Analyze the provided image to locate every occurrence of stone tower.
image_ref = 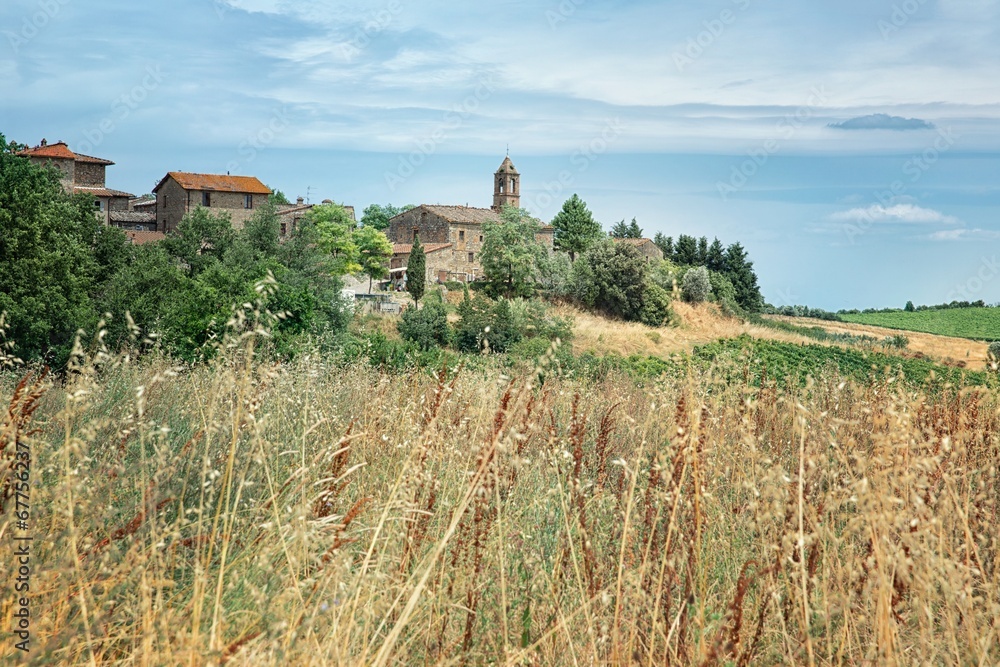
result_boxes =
[492,155,520,211]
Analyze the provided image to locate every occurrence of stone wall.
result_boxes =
[30,157,74,193]
[388,208,452,244]
[156,179,268,232]
[75,162,107,187]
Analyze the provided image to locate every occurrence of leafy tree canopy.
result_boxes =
[360,203,414,231]
[480,206,548,298]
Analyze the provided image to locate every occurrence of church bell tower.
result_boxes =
[492,155,520,211]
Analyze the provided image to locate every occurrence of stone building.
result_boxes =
[18,139,133,224]
[153,172,271,233]
[275,197,356,237]
[386,156,553,283]
[612,237,664,262]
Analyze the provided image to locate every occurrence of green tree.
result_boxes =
[0,136,113,365]
[406,234,426,306]
[354,225,393,292]
[905,300,916,312]
[653,233,674,261]
[609,217,643,238]
[697,236,709,265]
[307,202,361,275]
[360,203,413,231]
[268,189,291,205]
[706,238,726,272]
[571,238,647,321]
[479,206,548,298]
[674,234,699,265]
[723,242,763,313]
[681,266,712,303]
[398,290,449,349]
[161,206,236,277]
[550,194,603,262]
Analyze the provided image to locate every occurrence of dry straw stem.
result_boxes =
[3,317,1000,664]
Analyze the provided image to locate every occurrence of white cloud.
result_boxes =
[928,228,1000,241]
[830,203,960,225]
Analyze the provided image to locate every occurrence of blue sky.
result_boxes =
[2,0,999,310]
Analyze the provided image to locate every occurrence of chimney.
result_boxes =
[40,138,47,147]
[296,196,304,205]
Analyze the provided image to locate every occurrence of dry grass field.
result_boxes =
[2,322,998,665]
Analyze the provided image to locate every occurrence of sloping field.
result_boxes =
[769,314,990,370]
[840,307,1000,341]
[559,301,820,358]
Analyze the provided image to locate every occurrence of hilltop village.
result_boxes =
[16,139,664,291]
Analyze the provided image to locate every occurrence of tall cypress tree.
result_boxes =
[406,234,426,307]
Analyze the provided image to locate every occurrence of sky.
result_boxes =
[1,0,999,310]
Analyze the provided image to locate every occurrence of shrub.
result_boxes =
[639,280,674,327]
[708,271,742,316]
[681,266,711,303]
[397,294,449,350]
[454,293,522,354]
[989,341,1000,362]
[571,239,647,321]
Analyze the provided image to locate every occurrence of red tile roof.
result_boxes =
[74,186,134,198]
[392,243,452,255]
[18,141,114,165]
[125,231,165,245]
[155,172,271,195]
[420,205,501,225]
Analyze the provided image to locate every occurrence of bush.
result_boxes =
[639,280,674,327]
[708,271,741,317]
[397,294,450,350]
[571,239,647,321]
[681,266,712,303]
[454,293,522,354]
[989,341,1000,362]
[507,298,574,342]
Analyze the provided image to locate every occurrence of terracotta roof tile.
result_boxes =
[19,141,114,165]
[74,186,134,198]
[419,205,501,225]
[155,172,271,195]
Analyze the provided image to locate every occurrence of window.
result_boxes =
[244,194,253,209]
[94,199,103,211]
[468,252,474,263]
[280,222,287,235]
[479,235,483,242]
[202,192,211,207]
[412,228,419,241]
[458,230,465,241]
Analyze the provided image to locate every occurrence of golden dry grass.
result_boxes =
[2,324,999,665]
[561,301,821,358]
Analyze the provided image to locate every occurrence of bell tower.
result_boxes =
[492,155,520,211]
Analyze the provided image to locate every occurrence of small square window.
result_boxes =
[458,230,465,241]
[479,235,483,242]
[202,192,211,207]
[468,252,474,263]
[280,222,287,235]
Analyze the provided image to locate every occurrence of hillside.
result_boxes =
[840,307,1000,341]
[768,314,990,370]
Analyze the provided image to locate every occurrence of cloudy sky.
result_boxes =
[2,0,999,309]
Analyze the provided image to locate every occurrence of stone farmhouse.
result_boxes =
[612,237,664,262]
[18,139,134,225]
[153,172,271,233]
[276,197,356,237]
[386,156,554,284]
